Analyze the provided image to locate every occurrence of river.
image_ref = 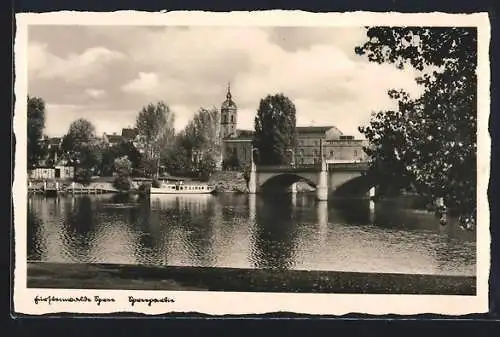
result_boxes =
[27,193,476,276]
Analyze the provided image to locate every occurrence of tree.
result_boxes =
[27,96,46,168]
[198,152,217,181]
[184,107,221,162]
[61,118,99,184]
[355,27,477,215]
[99,140,142,177]
[222,151,241,170]
[161,132,192,174]
[252,94,297,165]
[112,156,133,191]
[135,101,175,177]
[162,134,192,175]
[171,107,221,177]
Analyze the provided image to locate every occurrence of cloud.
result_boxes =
[44,104,136,137]
[121,72,160,94]
[28,42,125,83]
[85,88,106,98]
[28,26,425,138]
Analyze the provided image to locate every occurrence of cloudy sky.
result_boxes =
[28,25,424,138]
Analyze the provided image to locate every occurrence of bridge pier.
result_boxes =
[248,157,257,194]
[316,168,328,201]
[290,182,297,194]
[316,140,328,201]
[369,186,376,211]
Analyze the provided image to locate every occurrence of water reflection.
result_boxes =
[251,194,299,269]
[27,193,476,276]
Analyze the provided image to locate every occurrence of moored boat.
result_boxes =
[150,181,216,195]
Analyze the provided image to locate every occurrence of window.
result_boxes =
[230,115,234,123]
[329,150,334,158]
[354,150,358,156]
[314,140,318,146]
[222,115,227,123]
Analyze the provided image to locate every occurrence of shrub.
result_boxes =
[113,175,131,191]
[112,156,133,192]
[74,168,92,186]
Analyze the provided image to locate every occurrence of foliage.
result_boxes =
[61,118,99,168]
[242,164,251,185]
[165,107,221,177]
[356,27,477,214]
[42,138,64,167]
[222,152,241,170]
[100,141,141,176]
[252,94,297,165]
[135,101,175,160]
[197,153,217,181]
[162,136,192,174]
[138,156,159,178]
[27,96,46,168]
[60,119,101,184]
[112,156,132,191]
[184,107,222,163]
[74,167,93,186]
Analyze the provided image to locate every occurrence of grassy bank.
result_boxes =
[27,262,475,295]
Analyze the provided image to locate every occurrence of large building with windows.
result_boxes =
[219,85,368,168]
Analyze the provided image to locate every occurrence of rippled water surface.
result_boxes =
[27,193,476,276]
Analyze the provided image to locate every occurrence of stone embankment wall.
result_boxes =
[28,179,119,192]
[209,171,248,193]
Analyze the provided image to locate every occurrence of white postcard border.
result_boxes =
[13,10,491,316]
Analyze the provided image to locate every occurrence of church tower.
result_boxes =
[221,82,238,139]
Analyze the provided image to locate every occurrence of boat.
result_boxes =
[149,180,216,195]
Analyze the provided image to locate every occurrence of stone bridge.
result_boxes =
[248,159,375,201]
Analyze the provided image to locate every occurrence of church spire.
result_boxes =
[226,81,232,100]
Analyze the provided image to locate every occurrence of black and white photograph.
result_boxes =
[13,11,490,315]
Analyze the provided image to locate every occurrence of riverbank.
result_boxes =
[209,171,248,193]
[27,262,475,295]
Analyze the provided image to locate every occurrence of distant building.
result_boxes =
[222,129,253,168]
[295,126,368,165]
[219,85,368,168]
[219,84,253,168]
[220,83,238,139]
[29,165,74,180]
[121,128,138,142]
[37,136,63,166]
[103,132,123,147]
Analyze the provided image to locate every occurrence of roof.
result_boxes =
[221,98,237,110]
[122,128,138,140]
[106,134,123,143]
[237,129,253,138]
[224,137,252,143]
[46,137,62,145]
[296,126,339,134]
[221,84,237,110]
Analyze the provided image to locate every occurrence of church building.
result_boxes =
[219,84,368,169]
[220,84,254,169]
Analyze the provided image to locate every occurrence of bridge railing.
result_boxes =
[256,161,369,172]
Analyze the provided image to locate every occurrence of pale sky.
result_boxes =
[27,25,424,139]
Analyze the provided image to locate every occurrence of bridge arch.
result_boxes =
[259,173,317,192]
[331,174,376,198]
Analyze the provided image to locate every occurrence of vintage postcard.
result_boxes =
[13,11,490,316]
